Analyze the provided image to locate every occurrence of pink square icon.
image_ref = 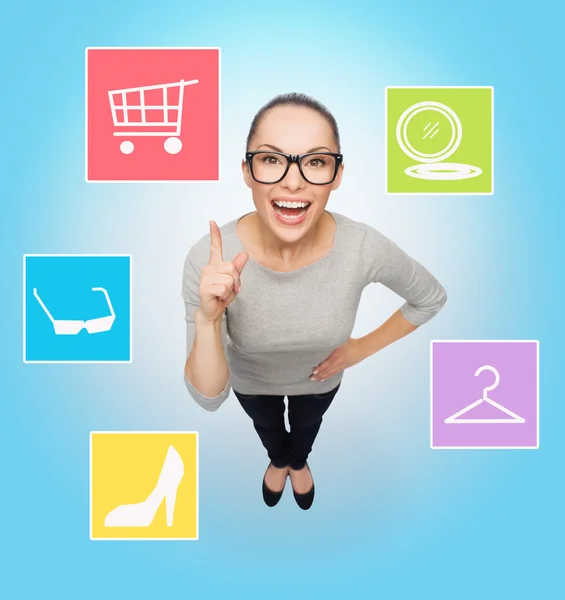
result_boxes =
[86,47,220,182]
[431,340,539,449]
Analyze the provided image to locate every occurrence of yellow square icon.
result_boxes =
[90,432,198,540]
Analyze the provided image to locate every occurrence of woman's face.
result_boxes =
[242,105,344,241]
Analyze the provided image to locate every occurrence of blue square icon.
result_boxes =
[24,255,132,363]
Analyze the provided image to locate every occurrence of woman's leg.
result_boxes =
[286,383,341,470]
[233,390,290,468]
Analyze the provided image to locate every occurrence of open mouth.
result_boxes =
[271,201,311,220]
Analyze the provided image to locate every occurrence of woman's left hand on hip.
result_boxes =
[309,337,365,382]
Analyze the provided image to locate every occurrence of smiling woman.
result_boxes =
[182,92,448,510]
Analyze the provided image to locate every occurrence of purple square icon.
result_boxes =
[431,340,539,449]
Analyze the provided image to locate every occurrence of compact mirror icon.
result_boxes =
[396,101,482,180]
[33,287,116,335]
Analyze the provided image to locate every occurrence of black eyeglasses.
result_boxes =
[245,151,343,185]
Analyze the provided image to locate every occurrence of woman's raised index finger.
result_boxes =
[208,220,223,263]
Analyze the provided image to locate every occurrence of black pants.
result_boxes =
[233,383,340,470]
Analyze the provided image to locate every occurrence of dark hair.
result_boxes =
[245,92,341,153]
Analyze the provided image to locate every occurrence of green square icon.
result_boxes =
[385,86,493,195]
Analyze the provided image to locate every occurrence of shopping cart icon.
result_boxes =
[108,79,199,155]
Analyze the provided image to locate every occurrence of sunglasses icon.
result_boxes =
[33,287,116,335]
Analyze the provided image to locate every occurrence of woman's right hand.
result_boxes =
[198,220,249,324]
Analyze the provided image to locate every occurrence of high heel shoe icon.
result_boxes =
[104,445,184,527]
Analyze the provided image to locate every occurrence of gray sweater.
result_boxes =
[182,210,447,411]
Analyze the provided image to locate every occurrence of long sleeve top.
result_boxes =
[182,210,447,411]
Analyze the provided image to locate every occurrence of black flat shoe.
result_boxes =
[262,462,287,507]
[290,463,315,510]
[293,485,315,510]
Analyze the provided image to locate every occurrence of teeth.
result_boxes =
[273,204,308,219]
[273,200,310,208]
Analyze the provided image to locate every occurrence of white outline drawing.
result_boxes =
[34,287,115,335]
[396,100,482,181]
[444,364,525,424]
[108,78,199,155]
[104,445,185,528]
[384,86,494,196]
[430,340,539,449]
[90,432,199,541]
[23,254,132,364]
[85,47,221,183]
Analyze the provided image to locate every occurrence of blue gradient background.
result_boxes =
[2,1,563,598]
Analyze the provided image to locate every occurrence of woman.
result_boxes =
[182,92,447,510]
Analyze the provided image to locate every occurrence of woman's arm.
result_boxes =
[357,308,418,360]
[182,252,231,411]
[184,308,230,400]
[311,225,448,381]
[358,223,448,360]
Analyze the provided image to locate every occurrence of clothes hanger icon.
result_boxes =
[444,364,525,424]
